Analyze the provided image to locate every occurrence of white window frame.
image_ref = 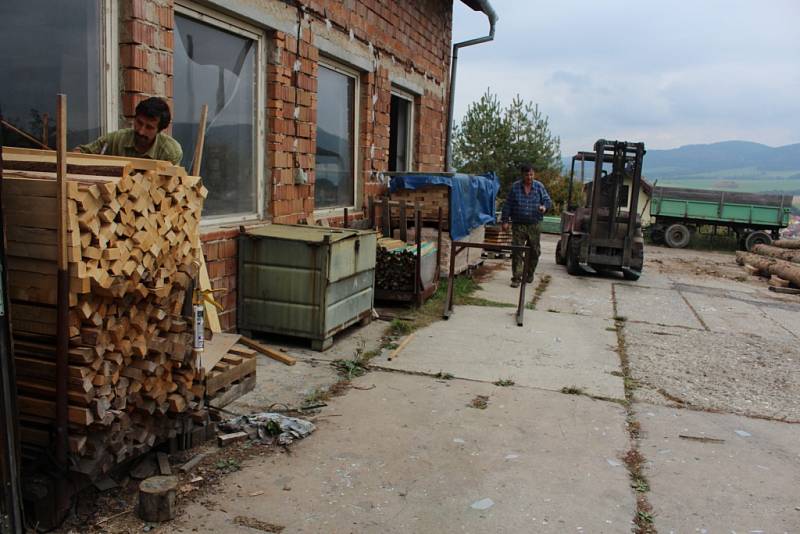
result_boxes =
[102,0,119,132]
[315,58,360,216]
[176,1,267,225]
[390,87,415,173]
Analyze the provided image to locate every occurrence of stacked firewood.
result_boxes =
[376,239,417,292]
[735,239,800,289]
[2,147,207,476]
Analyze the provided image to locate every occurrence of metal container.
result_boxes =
[238,224,377,351]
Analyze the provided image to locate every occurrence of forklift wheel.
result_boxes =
[555,240,566,265]
[565,242,583,276]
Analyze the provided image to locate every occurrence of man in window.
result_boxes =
[500,163,552,288]
[76,97,183,165]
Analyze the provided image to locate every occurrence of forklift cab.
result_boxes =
[556,139,646,280]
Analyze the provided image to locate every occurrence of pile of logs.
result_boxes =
[375,238,434,292]
[735,239,800,289]
[2,147,207,476]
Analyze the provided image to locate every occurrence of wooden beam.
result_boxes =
[238,337,297,366]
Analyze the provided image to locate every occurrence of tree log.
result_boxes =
[751,244,800,264]
[772,239,800,250]
[137,475,178,522]
[736,251,800,286]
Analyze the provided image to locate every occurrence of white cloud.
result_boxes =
[451,0,800,155]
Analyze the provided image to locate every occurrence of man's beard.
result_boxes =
[134,133,150,146]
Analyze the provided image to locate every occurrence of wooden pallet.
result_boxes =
[206,343,257,400]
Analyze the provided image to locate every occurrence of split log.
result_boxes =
[2,147,206,477]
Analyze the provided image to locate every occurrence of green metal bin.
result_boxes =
[238,224,377,351]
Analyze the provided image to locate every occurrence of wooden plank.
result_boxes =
[3,146,169,172]
[238,337,297,366]
[388,333,415,361]
[1,175,58,197]
[198,252,221,333]
[217,431,248,447]
[198,333,241,371]
[17,395,94,426]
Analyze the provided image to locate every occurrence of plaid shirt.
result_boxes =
[501,179,552,224]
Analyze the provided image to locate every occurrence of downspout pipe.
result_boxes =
[445,0,498,171]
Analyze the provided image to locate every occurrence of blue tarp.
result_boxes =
[390,173,500,241]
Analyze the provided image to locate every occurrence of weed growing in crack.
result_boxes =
[493,378,515,387]
[561,386,584,395]
[434,371,454,380]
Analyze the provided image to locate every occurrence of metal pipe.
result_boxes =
[445,0,498,171]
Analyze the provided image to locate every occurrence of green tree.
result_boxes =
[453,89,562,196]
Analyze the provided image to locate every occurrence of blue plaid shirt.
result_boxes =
[501,180,552,224]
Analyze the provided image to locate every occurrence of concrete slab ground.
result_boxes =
[227,319,389,413]
[614,283,705,329]
[177,372,634,534]
[637,403,800,533]
[472,261,533,306]
[376,305,625,400]
[681,290,797,341]
[536,271,615,317]
[624,322,800,421]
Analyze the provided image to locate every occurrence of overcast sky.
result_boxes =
[451,0,800,156]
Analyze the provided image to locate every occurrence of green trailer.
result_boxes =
[649,186,792,250]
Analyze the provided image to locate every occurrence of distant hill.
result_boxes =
[642,141,800,194]
[644,141,800,179]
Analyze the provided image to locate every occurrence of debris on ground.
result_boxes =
[470,498,495,510]
[469,395,489,409]
[219,412,316,445]
[234,515,285,532]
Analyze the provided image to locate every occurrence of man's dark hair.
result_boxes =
[520,163,534,174]
[135,97,171,131]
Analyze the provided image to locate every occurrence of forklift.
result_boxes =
[555,139,646,281]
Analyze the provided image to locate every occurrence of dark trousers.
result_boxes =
[511,223,541,282]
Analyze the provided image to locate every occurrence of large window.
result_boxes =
[315,63,358,210]
[0,0,109,148]
[173,5,263,220]
[389,91,414,172]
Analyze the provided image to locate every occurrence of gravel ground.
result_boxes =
[624,322,800,421]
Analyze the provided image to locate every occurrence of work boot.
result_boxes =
[526,275,534,284]
[510,279,520,288]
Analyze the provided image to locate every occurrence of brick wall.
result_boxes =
[115,0,454,331]
[200,229,239,333]
[119,0,175,123]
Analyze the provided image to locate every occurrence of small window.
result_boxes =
[315,62,358,210]
[0,0,106,148]
[173,5,263,220]
[389,91,414,172]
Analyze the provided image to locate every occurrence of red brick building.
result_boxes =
[0,0,495,331]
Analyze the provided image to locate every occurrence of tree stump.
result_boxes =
[138,476,178,522]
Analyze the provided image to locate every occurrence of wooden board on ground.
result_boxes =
[239,337,297,366]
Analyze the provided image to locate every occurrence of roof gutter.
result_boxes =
[445,0,498,171]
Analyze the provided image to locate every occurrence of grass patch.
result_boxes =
[434,371,454,380]
[560,386,584,395]
[527,274,552,310]
[493,378,515,387]
[389,318,414,336]
[331,358,368,379]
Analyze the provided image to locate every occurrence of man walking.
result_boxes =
[500,163,552,288]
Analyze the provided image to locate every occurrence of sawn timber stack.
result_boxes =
[1,147,207,477]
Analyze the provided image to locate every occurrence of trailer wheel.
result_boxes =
[555,239,566,265]
[745,230,772,251]
[664,223,691,248]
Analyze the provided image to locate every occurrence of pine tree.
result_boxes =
[453,89,563,202]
